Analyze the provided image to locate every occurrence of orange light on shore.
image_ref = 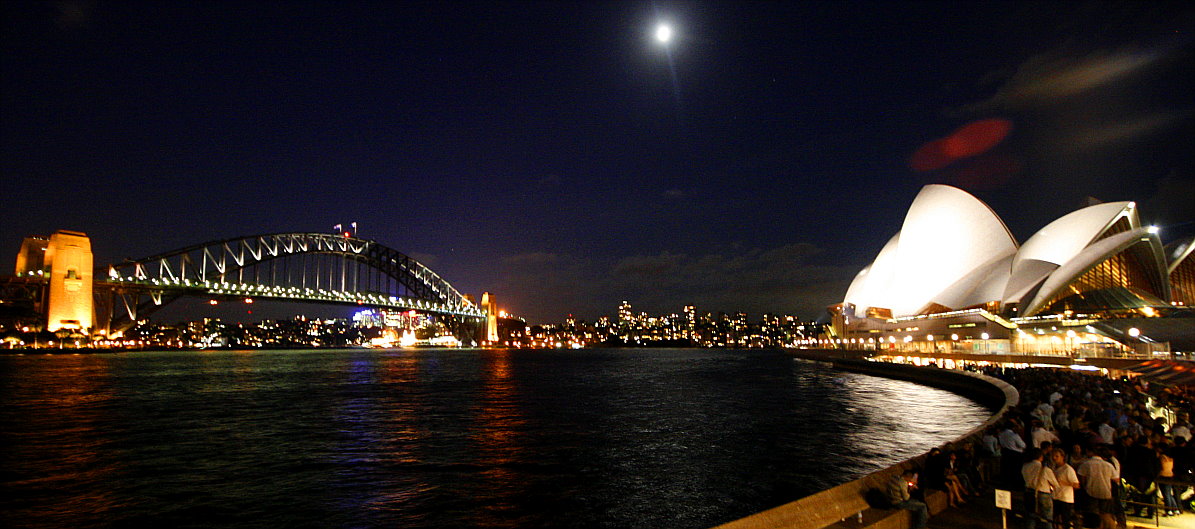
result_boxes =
[209,300,218,305]
[244,298,254,304]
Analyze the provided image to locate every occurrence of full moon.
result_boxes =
[655,24,672,43]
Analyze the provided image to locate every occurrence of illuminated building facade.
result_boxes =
[43,230,95,332]
[1169,237,1195,307]
[834,185,1192,355]
[617,300,633,338]
[481,292,499,343]
[14,236,49,275]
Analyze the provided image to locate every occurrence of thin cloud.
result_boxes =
[958,47,1165,114]
[1057,112,1190,151]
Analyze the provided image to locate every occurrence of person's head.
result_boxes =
[1025,446,1042,461]
[902,468,919,484]
[1051,448,1067,466]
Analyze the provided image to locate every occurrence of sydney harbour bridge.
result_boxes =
[2,231,490,338]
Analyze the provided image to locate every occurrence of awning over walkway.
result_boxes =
[1125,359,1195,386]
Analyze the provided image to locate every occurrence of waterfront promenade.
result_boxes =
[929,494,1195,529]
[746,349,1195,529]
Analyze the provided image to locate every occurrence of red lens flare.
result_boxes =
[910,118,1013,172]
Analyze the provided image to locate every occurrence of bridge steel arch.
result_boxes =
[100,233,482,329]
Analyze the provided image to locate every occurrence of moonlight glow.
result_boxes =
[655,24,672,43]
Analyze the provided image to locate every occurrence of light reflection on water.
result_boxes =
[0,349,990,528]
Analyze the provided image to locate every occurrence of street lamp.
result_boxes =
[981,332,989,354]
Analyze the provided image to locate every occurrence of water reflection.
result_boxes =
[0,349,990,529]
[470,349,528,523]
[0,356,122,527]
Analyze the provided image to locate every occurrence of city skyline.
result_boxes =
[108,297,821,351]
[3,1,1192,323]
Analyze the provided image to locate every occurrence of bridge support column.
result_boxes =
[44,230,94,332]
[481,292,499,344]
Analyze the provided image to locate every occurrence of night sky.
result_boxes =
[3,1,1193,324]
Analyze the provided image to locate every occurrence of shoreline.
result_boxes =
[712,349,1018,529]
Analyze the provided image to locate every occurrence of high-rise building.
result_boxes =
[617,300,632,338]
[683,305,696,339]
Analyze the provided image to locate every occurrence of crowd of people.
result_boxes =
[888,366,1194,529]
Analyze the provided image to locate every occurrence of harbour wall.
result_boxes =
[712,349,1018,529]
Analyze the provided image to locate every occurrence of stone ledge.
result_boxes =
[711,355,1017,529]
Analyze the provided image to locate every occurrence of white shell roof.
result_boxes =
[931,253,1013,310]
[1021,227,1166,316]
[1002,201,1136,306]
[1013,201,1136,270]
[843,233,900,317]
[841,186,1174,320]
[844,185,1018,317]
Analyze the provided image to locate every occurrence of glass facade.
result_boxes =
[1173,257,1194,306]
[1039,246,1164,315]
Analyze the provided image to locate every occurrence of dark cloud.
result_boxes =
[54,1,94,30]
[938,21,1195,241]
[1142,172,1195,229]
[494,243,853,323]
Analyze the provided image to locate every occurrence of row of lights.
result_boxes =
[804,332,996,346]
[111,276,481,316]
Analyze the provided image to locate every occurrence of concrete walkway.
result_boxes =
[927,494,1195,529]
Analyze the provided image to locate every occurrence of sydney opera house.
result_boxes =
[829,185,1194,356]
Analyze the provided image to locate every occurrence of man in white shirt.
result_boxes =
[1050,448,1080,529]
[1022,447,1058,529]
[1171,420,1192,442]
[1000,422,1027,453]
[1031,419,1060,448]
[1097,420,1116,444]
[980,428,1002,485]
[1049,391,1064,405]
[999,421,1027,488]
[1077,447,1117,529]
[1034,402,1055,430]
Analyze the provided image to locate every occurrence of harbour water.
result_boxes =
[0,348,990,528]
